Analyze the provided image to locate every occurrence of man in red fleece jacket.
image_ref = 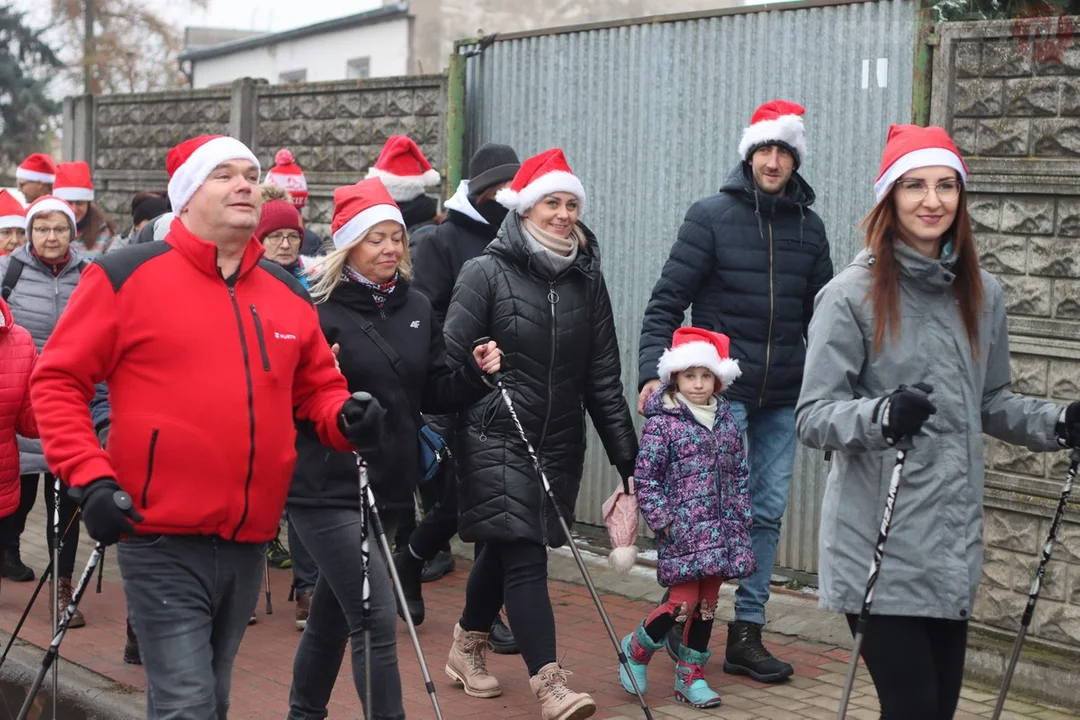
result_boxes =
[30,134,385,720]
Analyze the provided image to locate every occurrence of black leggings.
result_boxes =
[846,614,968,719]
[460,540,554,676]
[8,473,79,579]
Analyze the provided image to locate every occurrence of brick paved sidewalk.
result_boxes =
[0,528,1073,719]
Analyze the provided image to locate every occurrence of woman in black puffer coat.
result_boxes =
[442,148,638,718]
[285,177,501,720]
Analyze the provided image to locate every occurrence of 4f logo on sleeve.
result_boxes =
[410,320,421,329]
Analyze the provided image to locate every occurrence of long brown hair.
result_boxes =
[861,183,983,355]
[77,203,118,251]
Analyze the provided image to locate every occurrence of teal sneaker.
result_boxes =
[675,646,722,708]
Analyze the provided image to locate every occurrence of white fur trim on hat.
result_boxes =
[873,147,967,203]
[54,187,94,202]
[15,168,55,184]
[657,341,742,390]
[738,114,807,163]
[25,198,76,235]
[332,204,405,250]
[608,546,637,575]
[168,137,260,213]
[0,215,25,230]
[365,167,441,203]
[495,171,586,213]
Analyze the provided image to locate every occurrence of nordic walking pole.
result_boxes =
[353,419,374,718]
[473,339,655,720]
[51,475,60,720]
[17,487,134,719]
[837,382,933,720]
[16,538,109,720]
[0,511,82,671]
[362,473,444,719]
[96,546,105,593]
[264,554,273,615]
[991,446,1080,720]
[350,391,444,719]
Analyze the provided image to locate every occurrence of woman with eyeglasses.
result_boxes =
[256,199,315,289]
[796,125,1080,719]
[0,196,103,629]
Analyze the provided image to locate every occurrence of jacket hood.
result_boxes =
[486,211,601,277]
[851,239,960,293]
[444,180,487,225]
[719,162,817,213]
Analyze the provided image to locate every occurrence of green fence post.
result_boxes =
[911,0,936,127]
[446,46,467,194]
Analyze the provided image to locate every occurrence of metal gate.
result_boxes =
[459,0,917,575]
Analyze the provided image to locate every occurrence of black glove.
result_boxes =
[882,383,937,445]
[339,392,387,455]
[73,478,143,546]
[1058,401,1080,449]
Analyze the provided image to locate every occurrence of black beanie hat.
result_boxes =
[131,192,170,227]
[468,143,520,196]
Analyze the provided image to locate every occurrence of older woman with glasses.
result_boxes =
[0,195,107,628]
[257,199,315,289]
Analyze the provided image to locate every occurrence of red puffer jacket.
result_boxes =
[0,297,38,517]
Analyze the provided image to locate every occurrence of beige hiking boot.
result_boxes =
[529,662,596,720]
[445,623,502,698]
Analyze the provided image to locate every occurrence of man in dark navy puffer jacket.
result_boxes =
[638,100,833,684]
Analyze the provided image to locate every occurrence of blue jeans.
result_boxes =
[726,401,798,626]
[287,506,404,720]
[117,535,265,720]
[287,512,318,594]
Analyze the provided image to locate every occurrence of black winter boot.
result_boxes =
[2,544,33,582]
[723,620,793,683]
[489,614,519,655]
[421,549,455,583]
[393,550,425,626]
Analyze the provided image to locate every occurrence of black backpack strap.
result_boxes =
[1,259,25,300]
[344,312,407,381]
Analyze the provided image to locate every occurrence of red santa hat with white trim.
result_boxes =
[0,191,26,231]
[265,148,308,210]
[331,178,404,251]
[738,100,807,169]
[495,148,586,214]
[24,196,77,235]
[873,124,967,203]
[166,135,261,213]
[53,161,95,203]
[365,135,440,203]
[657,327,742,391]
[16,153,56,185]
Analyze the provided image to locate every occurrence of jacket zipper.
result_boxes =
[536,281,560,545]
[141,429,159,508]
[228,283,258,539]
[759,221,775,407]
[250,304,270,371]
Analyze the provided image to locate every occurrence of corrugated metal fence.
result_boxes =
[461,0,916,575]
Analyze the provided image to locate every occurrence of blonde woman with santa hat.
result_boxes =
[366,134,442,232]
[618,327,754,709]
[285,176,501,719]
[442,148,638,719]
[52,161,116,257]
[796,125,1080,718]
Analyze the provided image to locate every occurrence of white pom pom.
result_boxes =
[608,545,637,576]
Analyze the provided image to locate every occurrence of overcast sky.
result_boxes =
[13,0,381,34]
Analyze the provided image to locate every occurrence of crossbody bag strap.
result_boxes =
[344,311,408,384]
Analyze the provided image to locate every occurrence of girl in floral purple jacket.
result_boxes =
[618,327,755,708]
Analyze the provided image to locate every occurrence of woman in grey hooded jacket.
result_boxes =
[796,125,1080,719]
